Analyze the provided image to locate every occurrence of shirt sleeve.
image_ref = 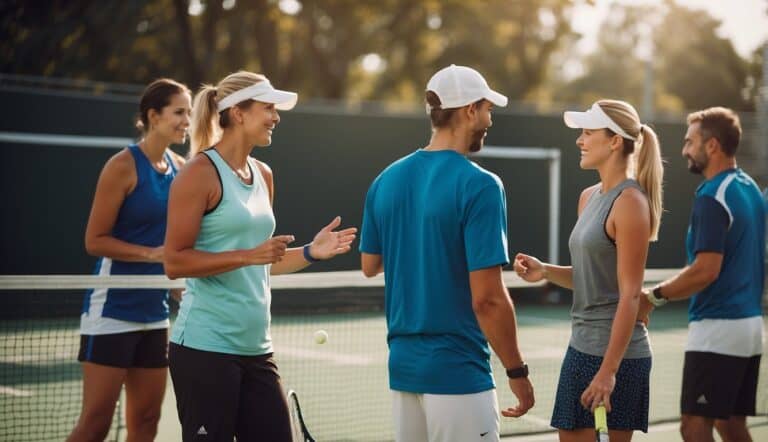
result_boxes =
[463,177,510,271]
[359,182,382,254]
[691,196,729,255]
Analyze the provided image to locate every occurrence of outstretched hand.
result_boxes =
[309,216,357,260]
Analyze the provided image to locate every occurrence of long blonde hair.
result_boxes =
[189,71,268,156]
[598,99,664,241]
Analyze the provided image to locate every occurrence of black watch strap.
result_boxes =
[506,363,529,379]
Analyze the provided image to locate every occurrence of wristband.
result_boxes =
[303,244,320,263]
[646,285,668,307]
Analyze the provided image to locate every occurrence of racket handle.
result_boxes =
[594,404,609,441]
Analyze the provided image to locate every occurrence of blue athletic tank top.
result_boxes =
[81,144,177,330]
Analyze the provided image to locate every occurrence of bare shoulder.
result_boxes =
[99,147,136,188]
[173,152,218,190]
[614,186,649,213]
[577,183,601,214]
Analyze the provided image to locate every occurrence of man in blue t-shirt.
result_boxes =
[359,65,534,442]
[641,107,765,442]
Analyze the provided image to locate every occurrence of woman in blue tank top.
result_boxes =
[68,79,190,442]
[164,71,357,442]
[514,100,665,441]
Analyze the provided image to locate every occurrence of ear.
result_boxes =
[705,137,721,155]
[230,106,244,125]
[609,133,623,152]
[147,108,160,127]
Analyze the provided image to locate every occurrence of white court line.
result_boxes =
[0,386,33,397]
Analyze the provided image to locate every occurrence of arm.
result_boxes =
[649,253,722,301]
[642,196,727,309]
[163,156,294,279]
[361,253,383,277]
[84,149,164,262]
[513,254,573,289]
[580,188,650,412]
[271,217,357,275]
[470,266,535,417]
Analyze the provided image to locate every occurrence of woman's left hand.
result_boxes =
[580,368,616,412]
[309,216,358,260]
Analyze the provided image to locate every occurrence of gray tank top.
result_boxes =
[568,179,651,359]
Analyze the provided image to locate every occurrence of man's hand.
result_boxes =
[501,377,535,417]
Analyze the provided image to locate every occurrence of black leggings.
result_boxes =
[169,343,292,442]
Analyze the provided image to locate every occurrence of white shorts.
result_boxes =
[392,389,499,442]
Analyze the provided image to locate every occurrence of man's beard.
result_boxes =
[686,152,708,175]
[469,128,486,153]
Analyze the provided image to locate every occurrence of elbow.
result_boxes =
[362,267,379,278]
[84,236,100,257]
[700,268,720,285]
[471,293,498,317]
[163,254,183,280]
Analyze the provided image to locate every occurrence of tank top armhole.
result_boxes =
[602,182,639,246]
[127,144,145,191]
[201,149,223,216]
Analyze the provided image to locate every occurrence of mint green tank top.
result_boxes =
[170,149,276,355]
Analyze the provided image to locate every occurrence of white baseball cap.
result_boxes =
[426,64,508,109]
[563,102,637,141]
[216,80,298,112]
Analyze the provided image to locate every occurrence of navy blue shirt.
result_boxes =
[685,168,765,321]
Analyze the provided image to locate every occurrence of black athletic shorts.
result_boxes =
[77,328,169,368]
[168,343,292,442]
[681,351,761,419]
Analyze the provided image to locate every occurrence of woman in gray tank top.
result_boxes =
[514,100,664,441]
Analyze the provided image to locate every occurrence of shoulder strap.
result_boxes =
[252,159,274,205]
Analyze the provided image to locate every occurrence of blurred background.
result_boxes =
[1,0,767,275]
[1,1,767,441]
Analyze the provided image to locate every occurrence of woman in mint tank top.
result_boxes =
[68,79,190,442]
[513,100,665,440]
[164,71,357,442]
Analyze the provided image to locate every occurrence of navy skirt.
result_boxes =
[551,346,651,432]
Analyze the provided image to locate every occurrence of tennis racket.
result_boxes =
[594,403,609,442]
[287,389,316,442]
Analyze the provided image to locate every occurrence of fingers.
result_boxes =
[321,216,342,232]
[273,235,295,244]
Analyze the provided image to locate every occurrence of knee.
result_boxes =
[680,417,710,442]
[72,412,114,442]
[129,409,161,434]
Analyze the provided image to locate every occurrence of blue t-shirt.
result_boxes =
[360,149,509,394]
[685,168,766,321]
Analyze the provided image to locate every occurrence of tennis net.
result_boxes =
[1,270,766,441]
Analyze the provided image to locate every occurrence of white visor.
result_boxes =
[563,103,636,141]
[216,81,298,112]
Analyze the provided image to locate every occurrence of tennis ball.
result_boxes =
[314,330,328,344]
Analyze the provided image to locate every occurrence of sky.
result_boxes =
[572,0,768,57]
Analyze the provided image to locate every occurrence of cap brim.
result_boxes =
[485,89,508,107]
[256,89,298,110]
[563,110,607,129]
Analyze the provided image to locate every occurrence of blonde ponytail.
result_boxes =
[598,99,664,241]
[188,71,269,157]
[189,85,220,157]
[635,125,664,241]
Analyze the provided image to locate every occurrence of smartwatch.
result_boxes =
[506,363,529,379]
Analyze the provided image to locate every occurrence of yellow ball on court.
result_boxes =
[314,330,328,344]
